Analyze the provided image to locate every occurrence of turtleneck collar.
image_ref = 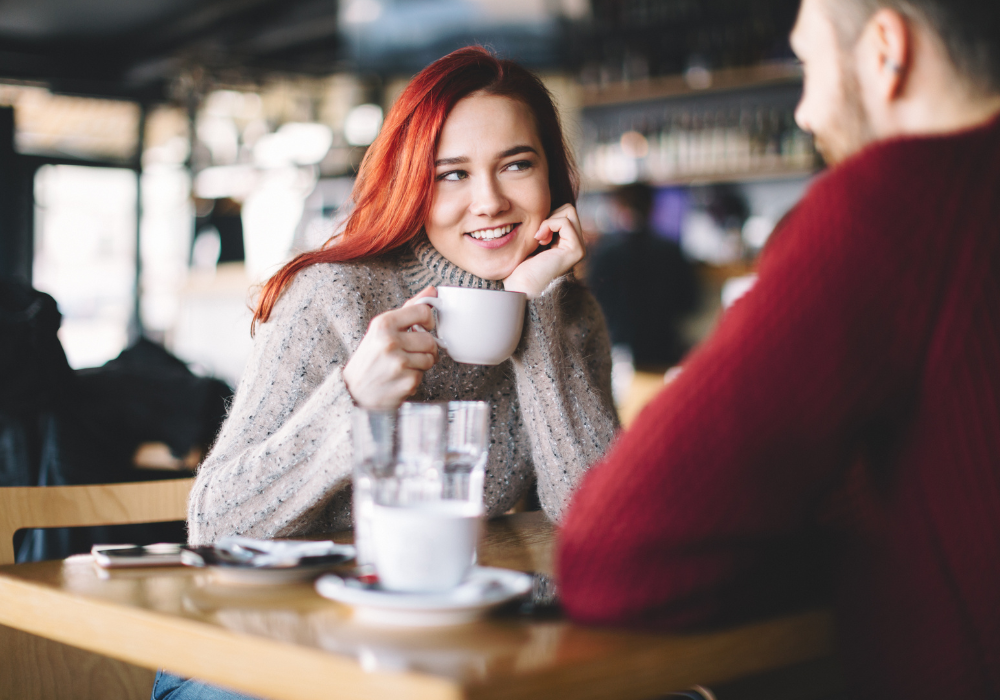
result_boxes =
[400,234,506,293]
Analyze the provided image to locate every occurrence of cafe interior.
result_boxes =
[0,0,845,698]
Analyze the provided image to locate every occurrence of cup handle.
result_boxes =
[411,297,447,350]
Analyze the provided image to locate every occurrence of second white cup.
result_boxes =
[413,286,526,365]
[370,500,482,592]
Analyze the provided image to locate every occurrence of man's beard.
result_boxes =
[814,58,877,165]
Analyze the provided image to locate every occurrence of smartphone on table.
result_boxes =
[91,543,185,568]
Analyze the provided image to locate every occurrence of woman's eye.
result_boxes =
[437,170,467,182]
[504,160,533,173]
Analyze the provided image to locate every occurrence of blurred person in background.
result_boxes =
[587,183,699,372]
[194,197,245,265]
[559,1,1000,698]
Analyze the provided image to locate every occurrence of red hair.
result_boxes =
[252,45,578,333]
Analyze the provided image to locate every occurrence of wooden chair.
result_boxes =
[0,477,195,700]
[0,477,194,566]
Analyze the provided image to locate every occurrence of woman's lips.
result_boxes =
[465,223,520,249]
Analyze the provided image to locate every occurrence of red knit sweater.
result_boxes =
[558,114,1000,700]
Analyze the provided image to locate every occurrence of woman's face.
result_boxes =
[425,93,551,281]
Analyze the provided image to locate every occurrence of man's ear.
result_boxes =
[860,8,912,101]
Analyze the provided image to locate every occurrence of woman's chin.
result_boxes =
[466,265,515,282]
[439,238,536,282]
[456,255,520,282]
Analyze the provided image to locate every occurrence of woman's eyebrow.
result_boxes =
[435,155,469,166]
[435,145,539,167]
[499,145,538,158]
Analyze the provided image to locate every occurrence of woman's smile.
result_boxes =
[466,222,520,248]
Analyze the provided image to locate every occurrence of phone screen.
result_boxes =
[102,544,182,557]
[92,543,185,568]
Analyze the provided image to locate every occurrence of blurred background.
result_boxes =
[0,0,819,416]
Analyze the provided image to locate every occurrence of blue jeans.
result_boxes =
[151,670,266,700]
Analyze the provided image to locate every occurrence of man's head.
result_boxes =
[791,0,1000,165]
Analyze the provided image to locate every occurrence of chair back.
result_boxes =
[0,478,194,565]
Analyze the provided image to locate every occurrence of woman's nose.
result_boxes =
[469,176,509,217]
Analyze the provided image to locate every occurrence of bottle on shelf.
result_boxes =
[581,102,817,187]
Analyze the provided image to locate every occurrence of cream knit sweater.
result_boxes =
[187,235,618,544]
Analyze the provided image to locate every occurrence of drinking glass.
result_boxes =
[358,402,491,591]
[444,401,490,503]
[351,407,396,566]
[389,402,447,505]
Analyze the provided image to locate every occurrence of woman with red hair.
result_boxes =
[184,46,618,554]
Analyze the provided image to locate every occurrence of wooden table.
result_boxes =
[0,512,835,700]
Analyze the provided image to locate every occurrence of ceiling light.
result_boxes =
[344,104,383,147]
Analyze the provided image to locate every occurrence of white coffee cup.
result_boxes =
[370,500,483,592]
[413,286,526,365]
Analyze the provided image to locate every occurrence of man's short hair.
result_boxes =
[827,0,1000,95]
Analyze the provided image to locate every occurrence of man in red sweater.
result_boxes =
[558,1,1000,698]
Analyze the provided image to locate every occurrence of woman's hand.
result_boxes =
[503,204,585,298]
[343,287,439,409]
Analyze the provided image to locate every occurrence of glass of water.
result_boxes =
[391,402,448,504]
[351,407,397,566]
[444,401,490,504]
[353,402,451,564]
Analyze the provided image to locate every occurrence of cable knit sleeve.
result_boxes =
[509,276,619,522]
[187,266,363,544]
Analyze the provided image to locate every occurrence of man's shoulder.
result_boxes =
[787,138,944,238]
[761,123,1000,276]
[816,120,1000,209]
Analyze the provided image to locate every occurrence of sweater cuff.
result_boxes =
[513,275,569,361]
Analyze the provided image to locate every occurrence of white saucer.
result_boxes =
[315,567,532,627]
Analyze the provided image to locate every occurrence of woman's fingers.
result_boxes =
[371,317,438,363]
[503,205,586,298]
[536,205,583,251]
[399,326,437,351]
[549,207,583,246]
[391,335,436,371]
[534,222,584,268]
[537,217,576,248]
[403,350,437,372]
[344,292,442,408]
[375,301,435,333]
[398,328,438,363]
[534,218,552,245]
